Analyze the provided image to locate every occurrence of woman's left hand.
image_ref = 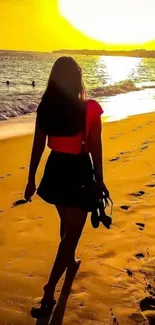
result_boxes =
[101,182,110,198]
[24,180,36,201]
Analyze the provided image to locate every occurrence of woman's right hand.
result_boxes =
[24,179,36,201]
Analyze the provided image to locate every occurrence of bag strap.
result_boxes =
[81,101,87,154]
[81,101,96,178]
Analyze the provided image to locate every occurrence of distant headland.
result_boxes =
[53,49,155,58]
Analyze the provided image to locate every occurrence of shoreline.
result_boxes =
[0,114,35,140]
[0,110,155,140]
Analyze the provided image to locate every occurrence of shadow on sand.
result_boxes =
[36,261,80,325]
[140,296,155,325]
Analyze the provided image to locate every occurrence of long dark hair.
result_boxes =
[37,56,85,136]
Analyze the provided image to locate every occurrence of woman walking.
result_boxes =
[24,56,109,319]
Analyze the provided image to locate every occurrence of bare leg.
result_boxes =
[59,207,76,263]
[48,259,81,325]
[60,213,65,240]
[42,206,87,305]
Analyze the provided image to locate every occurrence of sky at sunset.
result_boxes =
[0,0,155,52]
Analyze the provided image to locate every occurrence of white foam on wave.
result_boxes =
[89,80,155,98]
[0,80,155,121]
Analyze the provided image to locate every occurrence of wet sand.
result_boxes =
[0,112,155,324]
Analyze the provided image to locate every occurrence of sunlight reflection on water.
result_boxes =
[98,56,141,84]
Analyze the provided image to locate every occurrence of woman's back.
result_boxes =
[47,99,103,154]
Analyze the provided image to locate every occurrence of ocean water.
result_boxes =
[0,50,155,122]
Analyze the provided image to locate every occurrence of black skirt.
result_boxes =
[37,151,94,211]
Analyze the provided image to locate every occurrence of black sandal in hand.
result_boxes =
[91,196,113,230]
[30,299,56,319]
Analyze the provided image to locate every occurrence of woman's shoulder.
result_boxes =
[86,99,103,116]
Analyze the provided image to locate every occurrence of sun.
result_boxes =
[58,0,155,45]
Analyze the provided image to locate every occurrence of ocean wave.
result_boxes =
[0,102,38,121]
[89,80,155,97]
[89,80,142,97]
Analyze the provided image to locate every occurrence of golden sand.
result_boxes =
[0,113,155,324]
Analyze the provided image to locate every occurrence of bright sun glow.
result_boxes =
[99,56,140,83]
[59,0,155,44]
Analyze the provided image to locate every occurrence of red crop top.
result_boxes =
[47,99,103,154]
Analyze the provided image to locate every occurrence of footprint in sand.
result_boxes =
[136,223,145,231]
[0,210,3,213]
[110,309,119,325]
[109,157,120,162]
[7,173,11,177]
[143,140,152,145]
[110,136,117,140]
[20,166,26,170]
[131,190,145,197]
[126,269,133,277]
[141,145,148,150]
[146,121,153,126]
[120,205,130,210]
[146,184,155,188]
[120,150,131,155]
[146,283,155,297]
[135,253,144,260]
[0,176,4,179]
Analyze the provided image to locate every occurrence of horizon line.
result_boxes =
[1,48,155,54]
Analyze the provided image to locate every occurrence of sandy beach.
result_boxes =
[0,112,155,325]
